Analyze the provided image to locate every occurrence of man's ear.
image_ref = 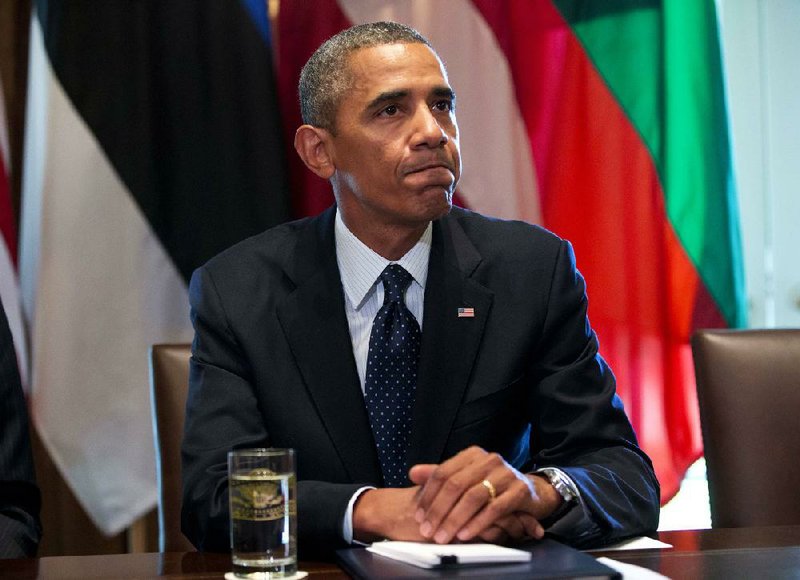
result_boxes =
[294,125,335,179]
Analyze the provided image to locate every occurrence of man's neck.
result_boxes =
[340,216,429,261]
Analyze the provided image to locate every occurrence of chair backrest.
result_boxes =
[149,343,195,552]
[692,329,800,528]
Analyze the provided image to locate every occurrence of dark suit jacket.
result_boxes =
[0,296,41,558]
[182,206,659,554]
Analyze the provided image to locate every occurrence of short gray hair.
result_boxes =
[299,21,433,131]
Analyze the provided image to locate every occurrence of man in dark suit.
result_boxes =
[182,22,659,554]
[0,295,42,558]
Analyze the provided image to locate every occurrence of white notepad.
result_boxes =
[367,541,532,569]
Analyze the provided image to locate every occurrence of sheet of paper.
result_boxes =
[598,536,673,551]
[367,541,531,569]
[598,557,671,579]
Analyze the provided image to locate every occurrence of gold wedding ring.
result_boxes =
[482,479,497,501]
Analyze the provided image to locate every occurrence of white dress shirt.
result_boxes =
[335,209,431,391]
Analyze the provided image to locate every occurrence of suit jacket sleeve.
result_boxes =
[528,240,660,547]
[0,298,41,558]
[181,265,363,555]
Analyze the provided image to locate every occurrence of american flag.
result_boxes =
[457,307,475,318]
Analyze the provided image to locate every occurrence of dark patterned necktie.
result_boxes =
[364,264,421,487]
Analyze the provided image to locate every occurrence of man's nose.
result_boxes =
[412,106,448,148]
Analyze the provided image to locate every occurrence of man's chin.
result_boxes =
[420,187,454,219]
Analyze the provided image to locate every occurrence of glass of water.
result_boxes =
[228,448,297,579]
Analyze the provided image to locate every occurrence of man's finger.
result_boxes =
[415,447,485,512]
[476,524,508,544]
[454,476,535,541]
[516,512,545,539]
[427,478,505,543]
[408,463,437,486]
[424,462,522,544]
[484,514,526,541]
[415,448,500,536]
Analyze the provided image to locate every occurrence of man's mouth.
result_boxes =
[405,162,452,175]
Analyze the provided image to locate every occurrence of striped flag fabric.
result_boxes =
[276,0,746,502]
[20,0,289,534]
[0,78,28,388]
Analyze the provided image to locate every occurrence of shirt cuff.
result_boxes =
[342,486,376,544]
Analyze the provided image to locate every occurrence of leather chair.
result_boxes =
[691,329,800,527]
[149,343,196,552]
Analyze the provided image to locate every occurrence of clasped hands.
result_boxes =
[353,446,563,545]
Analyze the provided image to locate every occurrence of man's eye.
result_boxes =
[433,100,453,112]
[381,105,399,116]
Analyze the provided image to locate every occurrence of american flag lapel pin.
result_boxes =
[457,307,475,318]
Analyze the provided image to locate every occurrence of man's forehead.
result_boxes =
[348,43,452,101]
[346,42,449,86]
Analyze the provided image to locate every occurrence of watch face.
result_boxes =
[546,470,575,503]
[559,485,576,503]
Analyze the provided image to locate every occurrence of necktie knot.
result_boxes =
[380,264,413,304]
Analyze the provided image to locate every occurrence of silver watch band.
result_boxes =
[536,467,579,528]
[537,467,577,504]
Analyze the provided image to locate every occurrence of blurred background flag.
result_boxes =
[276,0,746,503]
[20,0,289,534]
[0,77,28,387]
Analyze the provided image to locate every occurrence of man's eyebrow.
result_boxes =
[365,86,456,112]
[431,86,456,101]
[366,90,410,111]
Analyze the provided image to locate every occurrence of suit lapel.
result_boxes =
[408,214,494,467]
[276,207,382,484]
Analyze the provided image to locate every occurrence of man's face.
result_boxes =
[327,42,461,232]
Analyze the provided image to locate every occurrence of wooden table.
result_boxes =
[2,526,799,579]
[597,526,800,579]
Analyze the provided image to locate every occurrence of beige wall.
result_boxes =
[720,0,800,328]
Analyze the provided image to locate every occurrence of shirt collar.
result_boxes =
[335,208,431,310]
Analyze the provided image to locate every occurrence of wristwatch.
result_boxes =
[537,468,578,528]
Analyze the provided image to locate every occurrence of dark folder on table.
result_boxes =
[336,538,621,579]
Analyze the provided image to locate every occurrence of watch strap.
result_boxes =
[536,468,579,528]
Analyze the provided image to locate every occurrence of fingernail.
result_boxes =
[535,525,544,539]
[415,509,424,523]
[420,521,432,538]
[434,530,449,544]
[456,528,469,541]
